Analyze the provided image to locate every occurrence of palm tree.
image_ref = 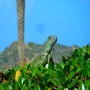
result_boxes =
[17,0,26,67]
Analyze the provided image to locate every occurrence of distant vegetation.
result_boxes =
[0,41,78,69]
[0,43,90,89]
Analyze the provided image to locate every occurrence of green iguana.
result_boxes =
[34,35,57,68]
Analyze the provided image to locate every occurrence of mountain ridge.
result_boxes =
[0,41,79,69]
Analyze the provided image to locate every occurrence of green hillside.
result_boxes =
[0,41,79,69]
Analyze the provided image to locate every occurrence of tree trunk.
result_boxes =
[17,0,26,67]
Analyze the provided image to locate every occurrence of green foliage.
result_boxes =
[0,44,90,89]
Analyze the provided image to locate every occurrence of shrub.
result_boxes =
[0,44,90,90]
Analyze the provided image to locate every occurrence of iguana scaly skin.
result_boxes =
[35,35,57,67]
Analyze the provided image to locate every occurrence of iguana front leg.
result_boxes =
[34,52,53,67]
[34,53,48,66]
[45,50,54,68]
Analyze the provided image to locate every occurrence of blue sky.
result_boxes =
[0,0,90,52]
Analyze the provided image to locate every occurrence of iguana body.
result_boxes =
[35,35,57,67]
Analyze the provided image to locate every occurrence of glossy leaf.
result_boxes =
[21,85,27,90]
[57,69,66,83]
[79,80,85,90]
[32,65,39,77]
[68,79,78,89]
[67,71,75,80]
[0,84,4,90]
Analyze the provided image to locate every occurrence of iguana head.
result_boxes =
[44,35,57,53]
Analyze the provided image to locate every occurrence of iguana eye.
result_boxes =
[48,37,51,39]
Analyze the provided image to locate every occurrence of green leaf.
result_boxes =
[84,80,90,87]
[56,62,64,70]
[5,86,12,90]
[72,57,79,66]
[64,65,70,74]
[18,75,25,87]
[51,78,59,86]
[34,85,41,90]
[0,84,4,90]
[82,61,89,77]
[70,65,74,71]
[73,88,78,90]
[62,56,66,63]
[45,73,50,80]
[87,46,90,55]
[32,65,39,77]
[76,67,81,73]
[68,79,78,89]
[21,85,27,90]
[24,79,32,88]
[57,69,66,83]
[88,50,90,55]
[56,86,63,90]
[67,71,75,80]
[49,70,58,78]
[79,80,85,90]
